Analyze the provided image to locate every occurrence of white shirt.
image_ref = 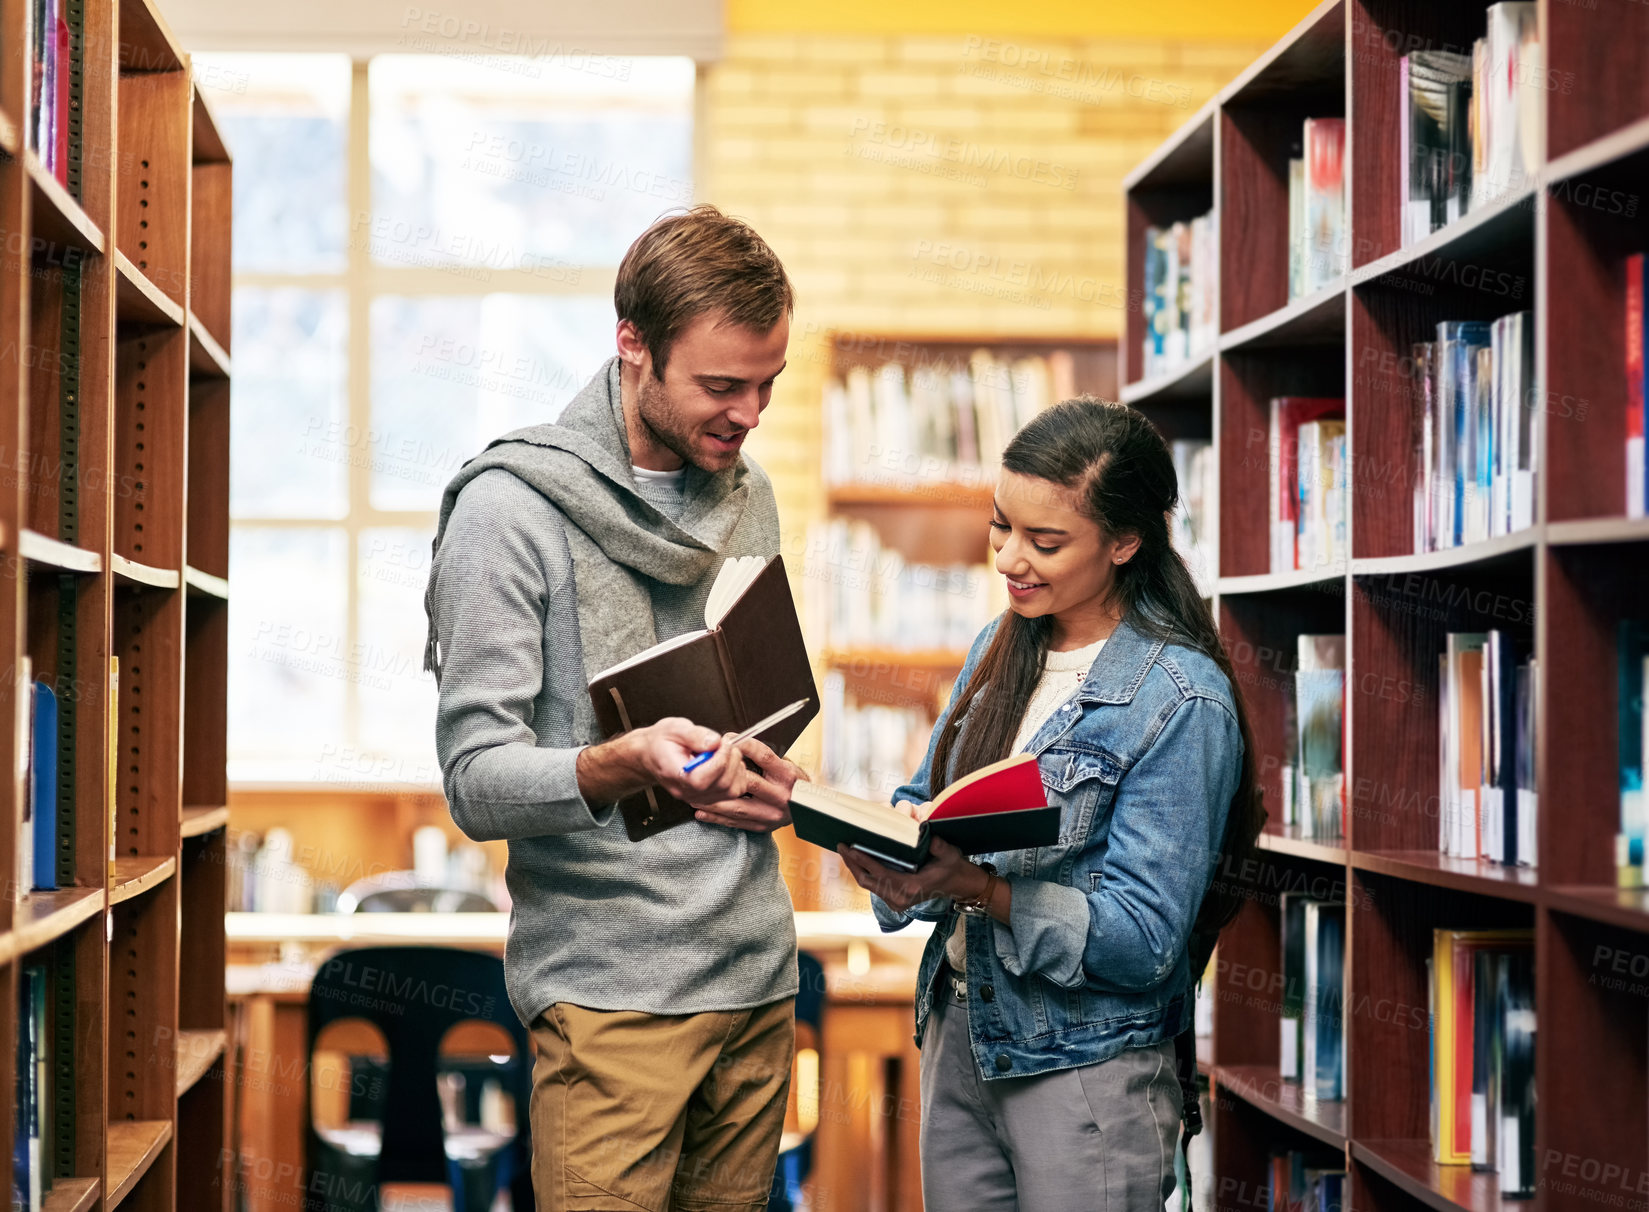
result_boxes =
[947,637,1106,974]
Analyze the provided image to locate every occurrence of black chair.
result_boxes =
[768,951,826,1212]
[304,946,531,1212]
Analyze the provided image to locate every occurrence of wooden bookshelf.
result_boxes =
[0,0,231,1198]
[1123,1,1649,1207]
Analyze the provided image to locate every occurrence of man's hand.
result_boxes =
[692,735,809,834]
[575,721,811,834]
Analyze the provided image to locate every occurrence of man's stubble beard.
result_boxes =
[635,370,704,470]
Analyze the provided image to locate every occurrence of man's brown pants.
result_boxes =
[529,998,794,1212]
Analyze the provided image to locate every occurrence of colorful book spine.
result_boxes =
[1302,901,1345,1102]
[30,682,58,891]
[1621,622,1649,887]
[1303,118,1346,294]
[1629,253,1645,520]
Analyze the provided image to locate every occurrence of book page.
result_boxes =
[588,628,709,684]
[705,555,769,628]
[791,783,921,848]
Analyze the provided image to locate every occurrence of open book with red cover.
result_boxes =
[788,753,1057,871]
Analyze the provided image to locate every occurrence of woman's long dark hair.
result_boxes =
[931,396,1265,952]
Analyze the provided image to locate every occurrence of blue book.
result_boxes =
[30,682,57,892]
[1435,321,1491,548]
[1620,622,1649,885]
[1302,901,1346,1101]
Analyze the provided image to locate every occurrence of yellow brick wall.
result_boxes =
[702,31,1271,550]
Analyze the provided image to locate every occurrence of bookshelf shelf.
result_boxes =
[183,564,230,599]
[12,887,105,956]
[24,152,105,255]
[824,648,970,673]
[110,553,182,590]
[1213,1063,1346,1149]
[1351,1139,1509,1212]
[113,250,185,328]
[1118,353,1214,407]
[180,804,229,837]
[1545,516,1649,547]
[104,1119,172,1208]
[1349,185,1536,290]
[1127,6,1649,1205]
[108,855,177,906]
[174,1028,226,1097]
[117,0,185,72]
[1348,851,1541,904]
[1217,566,1344,596]
[825,482,995,510]
[1546,113,1649,189]
[40,1177,100,1212]
[1219,278,1345,352]
[187,312,232,379]
[1256,825,1345,865]
[19,529,103,574]
[1122,101,1216,194]
[1546,886,1649,935]
[1348,529,1540,577]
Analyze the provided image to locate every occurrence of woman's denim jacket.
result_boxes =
[874,613,1241,1081]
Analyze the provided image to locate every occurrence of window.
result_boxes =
[200,52,695,785]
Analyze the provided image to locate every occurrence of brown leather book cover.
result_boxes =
[587,555,819,840]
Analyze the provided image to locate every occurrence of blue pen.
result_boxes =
[682,698,810,773]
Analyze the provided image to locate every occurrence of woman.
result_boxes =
[838,397,1263,1211]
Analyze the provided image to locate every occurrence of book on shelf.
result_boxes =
[1296,419,1346,573]
[1428,928,1533,1195]
[823,349,1077,486]
[1169,439,1215,598]
[788,753,1055,871]
[1268,397,1344,574]
[1288,117,1345,296]
[818,670,941,804]
[1278,891,1310,1082]
[1412,314,1532,552]
[1402,5,1540,247]
[1402,48,1473,247]
[1620,622,1649,886]
[1440,631,1537,866]
[1301,900,1345,1102]
[1469,3,1540,212]
[25,0,71,187]
[1628,253,1646,519]
[30,680,58,892]
[107,656,118,879]
[1142,214,1215,380]
[1294,635,1345,842]
[14,657,32,899]
[1267,1150,1345,1212]
[14,963,48,1212]
[588,555,819,842]
[803,518,999,654]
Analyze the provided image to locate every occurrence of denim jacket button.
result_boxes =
[995,1054,1012,1073]
[980,984,995,1003]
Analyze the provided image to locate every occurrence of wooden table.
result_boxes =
[225,912,930,1212]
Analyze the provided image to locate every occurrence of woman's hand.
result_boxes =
[837,835,987,912]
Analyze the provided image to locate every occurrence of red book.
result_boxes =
[53,18,69,186]
[789,753,1056,871]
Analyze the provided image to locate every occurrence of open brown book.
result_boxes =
[588,555,819,841]
[789,753,1057,871]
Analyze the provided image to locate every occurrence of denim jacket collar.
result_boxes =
[1073,615,1164,706]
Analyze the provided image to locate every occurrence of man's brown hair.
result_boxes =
[614,205,795,378]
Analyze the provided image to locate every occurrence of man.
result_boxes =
[424,205,805,1211]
